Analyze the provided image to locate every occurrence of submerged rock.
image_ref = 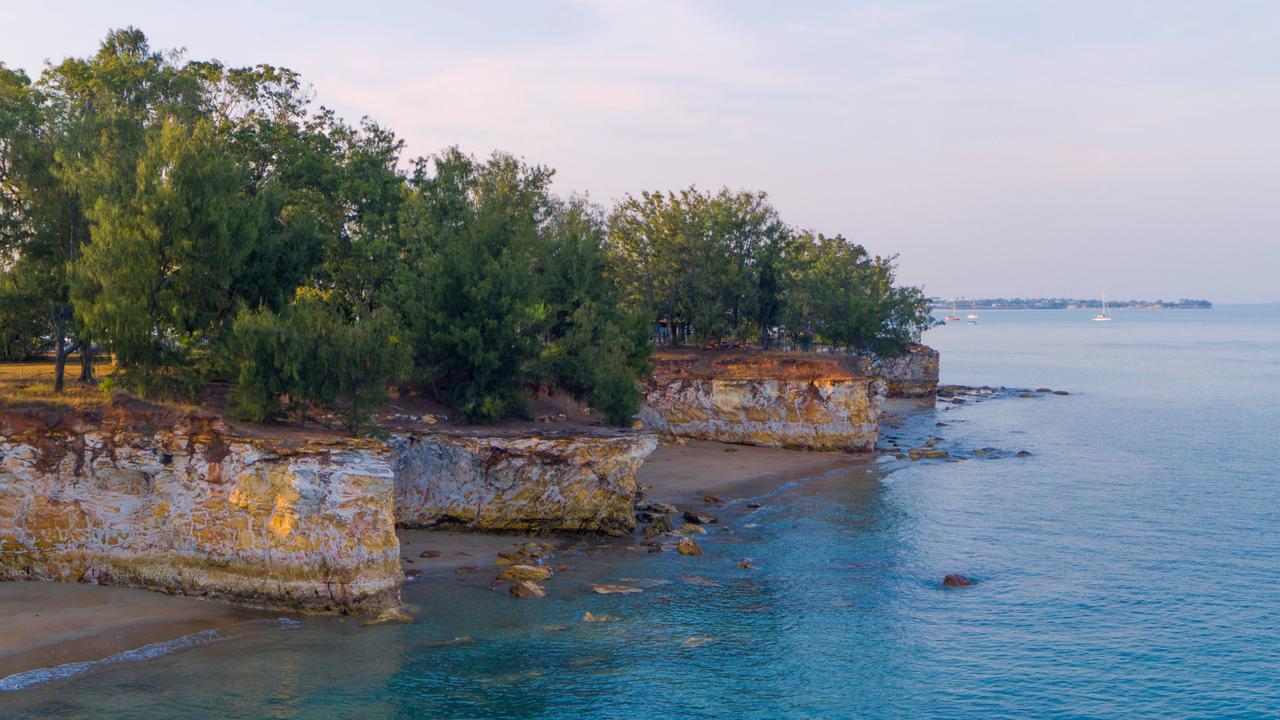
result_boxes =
[675,523,707,536]
[943,573,975,588]
[680,636,716,648]
[362,607,414,625]
[590,583,643,595]
[582,612,620,623]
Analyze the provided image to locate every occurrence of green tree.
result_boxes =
[540,197,650,425]
[73,118,257,393]
[398,148,552,423]
[228,290,409,434]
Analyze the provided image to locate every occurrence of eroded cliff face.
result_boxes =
[0,407,401,614]
[392,431,657,536]
[871,345,940,398]
[640,351,886,452]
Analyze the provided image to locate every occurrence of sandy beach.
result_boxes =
[0,582,266,681]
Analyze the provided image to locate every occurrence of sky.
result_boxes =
[5,0,1278,303]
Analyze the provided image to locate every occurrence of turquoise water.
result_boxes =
[3,305,1279,718]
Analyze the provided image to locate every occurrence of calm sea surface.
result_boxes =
[3,305,1278,718]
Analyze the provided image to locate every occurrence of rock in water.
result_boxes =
[680,636,715,648]
[362,607,414,625]
[943,573,974,588]
[683,509,718,524]
[499,564,554,582]
[418,549,442,558]
[677,537,703,556]
[642,514,672,537]
[510,580,547,598]
[582,612,620,623]
[590,584,643,595]
[675,523,707,536]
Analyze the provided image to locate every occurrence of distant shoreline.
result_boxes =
[931,306,1214,311]
[931,299,1212,311]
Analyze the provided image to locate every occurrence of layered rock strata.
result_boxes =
[640,351,886,451]
[1,404,660,611]
[392,431,657,536]
[0,406,401,614]
[871,345,940,398]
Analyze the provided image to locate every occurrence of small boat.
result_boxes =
[967,320,978,325]
[966,312,978,320]
[1093,293,1112,322]
[944,299,961,321]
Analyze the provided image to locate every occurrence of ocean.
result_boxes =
[3,305,1278,718]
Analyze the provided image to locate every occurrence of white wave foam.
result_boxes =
[0,617,298,692]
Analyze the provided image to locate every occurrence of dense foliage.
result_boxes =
[0,29,933,431]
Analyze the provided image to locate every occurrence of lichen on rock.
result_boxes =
[871,345,939,398]
[392,430,657,535]
[0,406,402,614]
[640,350,886,452]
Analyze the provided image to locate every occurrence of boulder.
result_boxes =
[499,564,553,582]
[677,537,703,556]
[510,580,547,598]
[642,514,673,537]
[942,573,974,588]
[683,510,719,525]
[362,607,414,625]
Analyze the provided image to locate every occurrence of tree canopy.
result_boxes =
[0,28,934,431]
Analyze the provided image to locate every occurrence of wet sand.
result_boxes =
[636,438,866,505]
[2,439,868,682]
[0,582,266,680]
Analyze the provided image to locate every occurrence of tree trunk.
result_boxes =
[78,345,96,384]
[51,305,69,393]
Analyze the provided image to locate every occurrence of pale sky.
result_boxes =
[6,1,1279,302]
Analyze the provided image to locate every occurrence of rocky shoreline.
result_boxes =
[0,344,943,675]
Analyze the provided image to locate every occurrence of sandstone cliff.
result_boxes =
[392,431,656,535]
[640,351,885,451]
[871,345,940,398]
[0,406,401,614]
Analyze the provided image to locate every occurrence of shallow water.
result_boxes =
[3,305,1279,718]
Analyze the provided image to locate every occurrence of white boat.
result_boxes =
[966,312,978,320]
[1093,294,1112,322]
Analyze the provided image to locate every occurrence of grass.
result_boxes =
[0,356,117,410]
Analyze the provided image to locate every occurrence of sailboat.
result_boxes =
[944,299,961,322]
[1093,294,1112,322]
